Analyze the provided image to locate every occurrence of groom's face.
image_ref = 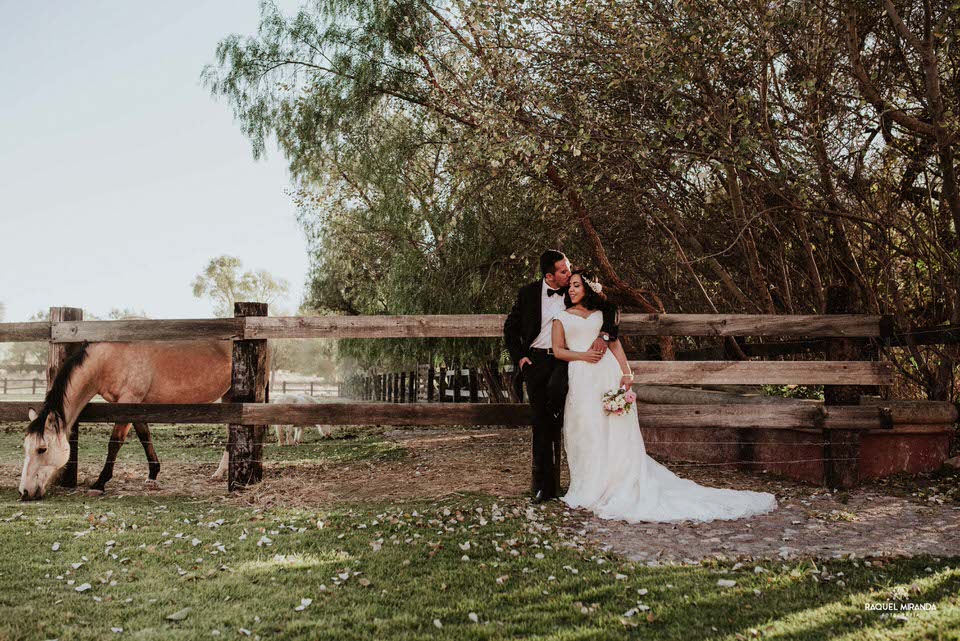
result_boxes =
[546,259,572,288]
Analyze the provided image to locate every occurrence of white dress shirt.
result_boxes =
[531,279,567,349]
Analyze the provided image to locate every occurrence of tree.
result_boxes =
[3,310,48,369]
[205,0,960,400]
[192,255,290,318]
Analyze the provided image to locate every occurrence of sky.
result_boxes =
[0,1,309,323]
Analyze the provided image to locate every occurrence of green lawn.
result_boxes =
[1,424,958,639]
[0,423,406,469]
[0,491,957,641]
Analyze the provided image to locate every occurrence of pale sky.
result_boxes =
[0,1,309,323]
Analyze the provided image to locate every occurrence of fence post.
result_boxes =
[49,306,83,489]
[427,366,436,402]
[228,302,268,491]
[438,366,447,403]
[408,370,415,403]
[400,372,407,403]
[2,379,5,394]
[32,378,37,395]
[468,367,479,403]
[453,365,462,403]
[393,373,400,403]
[823,285,863,490]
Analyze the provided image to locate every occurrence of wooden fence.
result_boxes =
[0,378,45,395]
[0,378,335,397]
[340,365,499,403]
[275,381,337,397]
[1,293,950,490]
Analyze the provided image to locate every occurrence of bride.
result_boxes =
[550,270,778,523]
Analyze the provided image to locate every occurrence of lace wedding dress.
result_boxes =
[558,309,778,523]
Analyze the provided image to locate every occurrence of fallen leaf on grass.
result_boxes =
[166,607,192,621]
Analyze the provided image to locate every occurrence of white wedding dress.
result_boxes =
[557,309,778,523]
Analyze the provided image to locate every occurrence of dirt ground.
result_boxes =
[7,426,960,563]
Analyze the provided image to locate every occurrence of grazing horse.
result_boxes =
[19,340,231,500]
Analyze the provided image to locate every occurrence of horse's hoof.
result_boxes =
[87,488,105,496]
[144,479,160,490]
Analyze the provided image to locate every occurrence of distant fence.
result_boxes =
[339,364,509,403]
[1,292,953,491]
[276,381,337,397]
[0,378,45,395]
[0,378,336,397]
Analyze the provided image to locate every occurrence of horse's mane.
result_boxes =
[27,342,90,435]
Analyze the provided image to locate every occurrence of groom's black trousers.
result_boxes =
[523,352,568,497]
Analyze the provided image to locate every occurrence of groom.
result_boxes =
[504,250,620,502]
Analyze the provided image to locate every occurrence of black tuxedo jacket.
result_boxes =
[503,280,620,372]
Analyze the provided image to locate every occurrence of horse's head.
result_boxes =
[19,408,70,501]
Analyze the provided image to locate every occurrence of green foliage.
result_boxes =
[761,384,825,401]
[192,255,290,318]
[1,309,48,369]
[205,0,960,398]
[294,111,564,368]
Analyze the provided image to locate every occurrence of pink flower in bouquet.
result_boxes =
[624,390,637,404]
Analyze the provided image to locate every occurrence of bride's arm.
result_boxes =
[551,320,602,363]
[608,339,635,388]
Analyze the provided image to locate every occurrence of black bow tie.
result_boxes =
[547,288,562,297]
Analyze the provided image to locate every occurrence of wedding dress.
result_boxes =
[557,309,778,523]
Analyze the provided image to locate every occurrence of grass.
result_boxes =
[0,491,957,641]
[0,423,406,469]
[1,420,958,639]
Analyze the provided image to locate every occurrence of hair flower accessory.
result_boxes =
[584,277,602,294]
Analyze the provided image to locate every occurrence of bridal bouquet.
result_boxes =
[602,387,637,416]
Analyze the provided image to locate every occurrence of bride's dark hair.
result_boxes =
[565,269,607,310]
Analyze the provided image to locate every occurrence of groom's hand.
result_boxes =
[590,337,608,355]
[519,357,532,371]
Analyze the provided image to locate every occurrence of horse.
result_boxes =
[19,340,231,500]
[270,393,334,445]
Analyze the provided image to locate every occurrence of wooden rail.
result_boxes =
[0,301,908,491]
[0,313,891,343]
[2,400,952,429]
[0,378,45,394]
[623,361,893,385]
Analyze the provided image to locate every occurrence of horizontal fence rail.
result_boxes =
[624,361,893,386]
[0,379,45,394]
[1,400,952,429]
[0,313,892,343]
